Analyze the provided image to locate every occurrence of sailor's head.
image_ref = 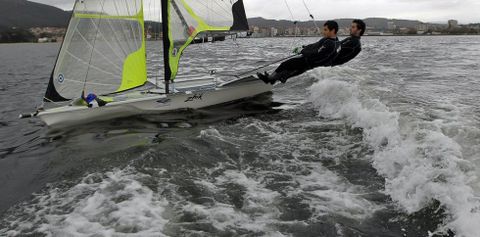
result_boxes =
[351,19,366,37]
[323,20,339,38]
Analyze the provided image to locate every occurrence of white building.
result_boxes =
[448,20,458,28]
[387,21,396,31]
[270,27,278,37]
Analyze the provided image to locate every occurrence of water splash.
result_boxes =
[309,79,480,237]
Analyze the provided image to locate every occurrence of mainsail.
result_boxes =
[44,0,249,100]
[45,0,147,102]
[162,0,249,84]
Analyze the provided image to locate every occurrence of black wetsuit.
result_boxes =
[332,36,361,66]
[272,37,340,81]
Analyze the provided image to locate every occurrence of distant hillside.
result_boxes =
[0,0,431,32]
[248,17,424,29]
[0,0,70,29]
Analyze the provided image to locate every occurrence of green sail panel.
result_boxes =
[165,0,249,81]
[46,0,146,101]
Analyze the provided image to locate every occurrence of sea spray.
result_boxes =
[309,79,480,237]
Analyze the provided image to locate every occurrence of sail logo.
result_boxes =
[156,98,171,103]
[185,93,203,103]
[57,74,65,84]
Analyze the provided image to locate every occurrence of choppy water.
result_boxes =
[1,36,480,237]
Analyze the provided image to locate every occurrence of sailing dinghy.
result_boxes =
[22,0,272,127]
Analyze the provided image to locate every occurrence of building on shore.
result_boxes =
[270,27,278,37]
[387,21,396,31]
[448,20,458,29]
[416,24,429,34]
[29,27,66,42]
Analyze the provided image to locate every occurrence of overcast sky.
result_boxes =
[32,0,480,24]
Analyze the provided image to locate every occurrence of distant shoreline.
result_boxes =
[1,34,479,44]
[244,34,480,39]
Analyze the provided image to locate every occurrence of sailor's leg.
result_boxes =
[275,56,306,73]
[258,56,307,84]
[270,57,309,83]
[257,71,275,84]
[270,69,307,83]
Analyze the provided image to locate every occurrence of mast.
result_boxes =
[161,0,170,94]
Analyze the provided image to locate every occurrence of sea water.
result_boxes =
[1,36,479,236]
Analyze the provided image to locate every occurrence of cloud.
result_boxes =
[31,0,480,24]
[243,0,479,24]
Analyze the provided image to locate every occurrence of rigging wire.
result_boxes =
[148,0,153,21]
[249,0,320,75]
[151,0,160,88]
[83,0,107,93]
[212,54,298,78]
[214,0,304,77]
[159,0,164,89]
[282,0,301,70]
[283,0,299,38]
[237,54,298,77]
[302,0,320,33]
[148,0,162,88]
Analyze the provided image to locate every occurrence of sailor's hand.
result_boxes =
[292,47,302,54]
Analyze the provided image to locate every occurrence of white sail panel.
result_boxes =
[165,0,249,81]
[182,0,241,28]
[46,0,146,101]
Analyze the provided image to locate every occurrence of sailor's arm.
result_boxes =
[333,38,361,66]
[300,40,323,57]
[313,40,336,59]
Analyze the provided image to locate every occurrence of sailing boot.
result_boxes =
[269,71,291,84]
[257,72,274,84]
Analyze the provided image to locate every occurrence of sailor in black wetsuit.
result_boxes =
[332,19,365,66]
[258,20,340,84]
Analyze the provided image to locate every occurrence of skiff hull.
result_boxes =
[38,79,272,127]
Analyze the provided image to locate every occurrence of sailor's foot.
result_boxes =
[257,72,273,84]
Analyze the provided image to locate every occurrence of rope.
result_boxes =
[240,55,298,76]
[213,55,298,78]
[213,0,302,79]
